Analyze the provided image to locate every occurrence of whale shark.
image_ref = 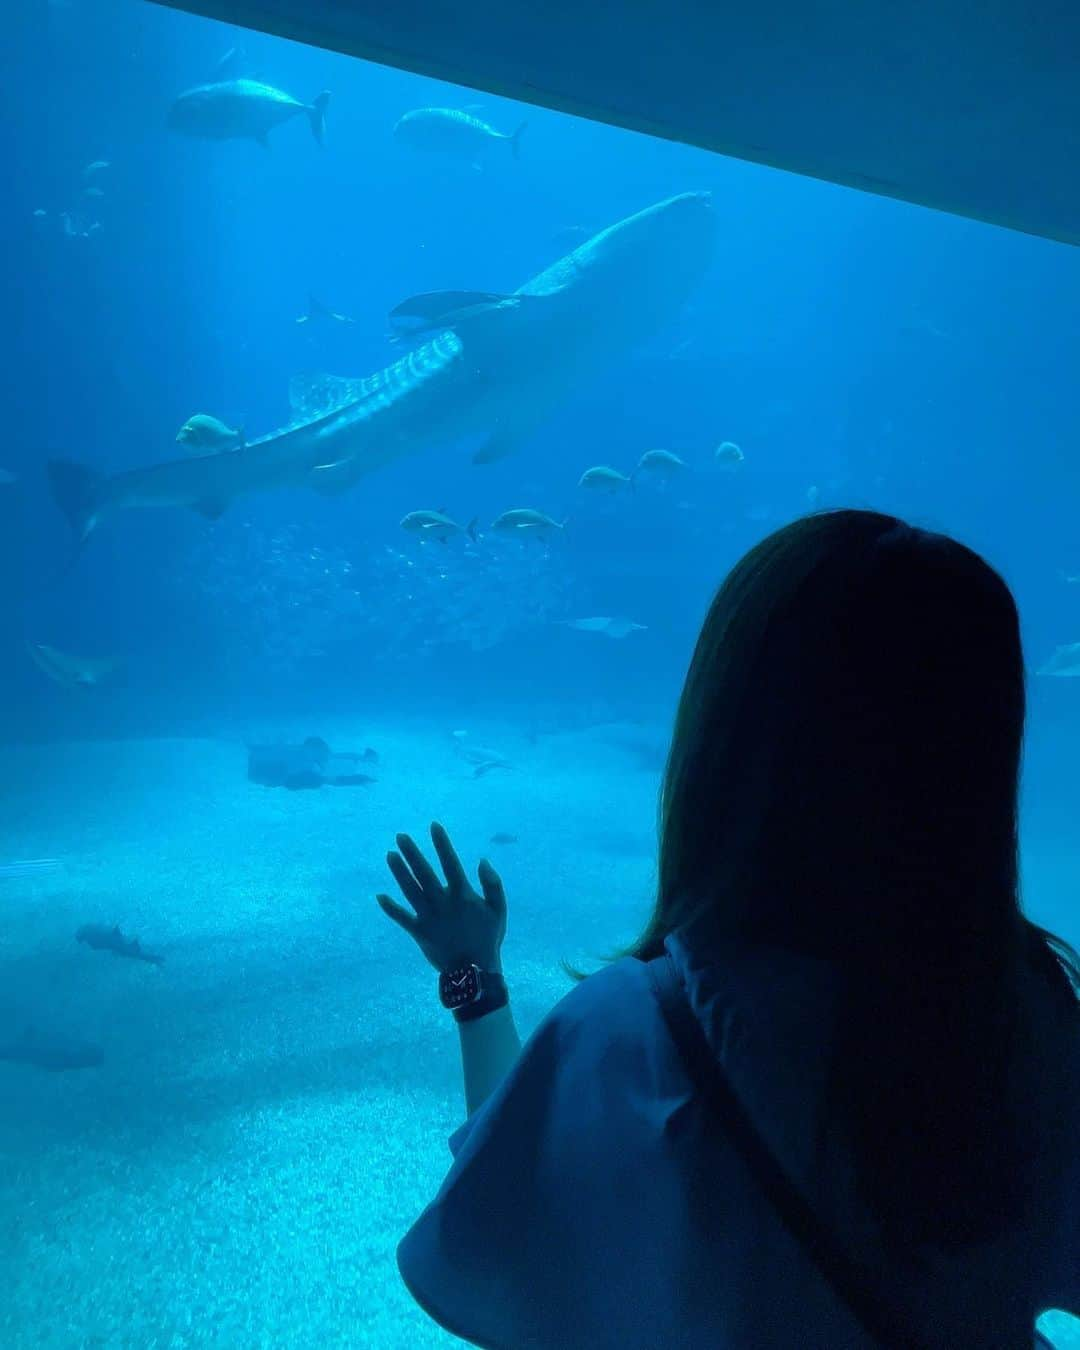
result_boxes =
[48,192,715,545]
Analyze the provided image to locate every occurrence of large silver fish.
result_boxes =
[168,79,330,147]
[394,107,526,163]
[49,192,715,543]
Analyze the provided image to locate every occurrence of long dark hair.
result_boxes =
[580,509,1079,1250]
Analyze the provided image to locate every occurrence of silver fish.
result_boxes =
[559,617,647,639]
[394,107,526,163]
[168,80,329,147]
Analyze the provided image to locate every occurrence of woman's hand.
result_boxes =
[377,821,507,973]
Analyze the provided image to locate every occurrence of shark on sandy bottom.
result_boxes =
[76,923,164,966]
[48,192,716,544]
[247,736,378,790]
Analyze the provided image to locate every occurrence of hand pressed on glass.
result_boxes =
[377,821,507,974]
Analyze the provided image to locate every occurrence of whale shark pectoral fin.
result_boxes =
[191,497,229,519]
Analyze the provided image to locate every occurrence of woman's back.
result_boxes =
[396,509,1080,1348]
[663,913,1080,1346]
[398,922,1078,1348]
[605,509,1080,1285]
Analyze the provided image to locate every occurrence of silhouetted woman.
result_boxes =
[379,509,1079,1348]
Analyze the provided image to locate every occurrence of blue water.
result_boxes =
[2,1,1079,1345]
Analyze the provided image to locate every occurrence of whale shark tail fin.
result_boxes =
[510,121,527,160]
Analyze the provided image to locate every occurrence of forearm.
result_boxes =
[458,1001,522,1116]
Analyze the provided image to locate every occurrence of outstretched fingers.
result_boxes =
[376,893,419,935]
[386,850,426,910]
[478,858,506,916]
[395,833,442,897]
[430,821,467,891]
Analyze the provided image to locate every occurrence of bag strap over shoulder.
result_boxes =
[647,951,937,1350]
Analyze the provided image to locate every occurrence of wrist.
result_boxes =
[438,964,508,1022]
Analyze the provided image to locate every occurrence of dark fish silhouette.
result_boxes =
[388,289,544,343]
[490,832,518,845]
[297,293,356,327]
[0,1026,104,1071]
[248,736,377,790]
[76,923,164,966]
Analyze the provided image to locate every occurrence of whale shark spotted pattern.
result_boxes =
[48,193,715,546]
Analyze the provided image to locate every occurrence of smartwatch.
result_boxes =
[438,964,509,1023]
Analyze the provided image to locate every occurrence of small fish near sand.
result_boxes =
[451,730,513,777]
[248,736,377,790]
[393,108,526,166]
[168,80,330,148]
[0,1026,104,1071]
[1038,643,1080,677]
[400,510,478,544]
[579,465,633,494]
[491,509,565,538]
[559,616,648,639]
[297,294,356,327]
[76,923,164,967]
[176,414,245,453]
[27,642,113,689]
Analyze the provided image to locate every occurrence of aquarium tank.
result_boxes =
[2,0,1078,1345]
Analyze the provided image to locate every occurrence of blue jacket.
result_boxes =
[398,921,1079,1348]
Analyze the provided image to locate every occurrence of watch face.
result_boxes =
[440,964,480,1009]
